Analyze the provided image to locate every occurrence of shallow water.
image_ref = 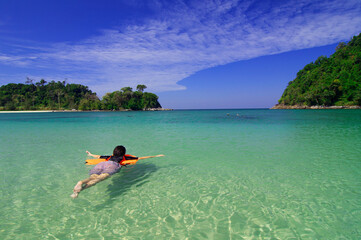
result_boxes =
[0,110,360,239]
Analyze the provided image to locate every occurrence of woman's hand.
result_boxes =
[86,151,101,158]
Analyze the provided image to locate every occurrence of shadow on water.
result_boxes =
[93,163,158,210]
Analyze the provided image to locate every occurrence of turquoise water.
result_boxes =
[0,110,360,239]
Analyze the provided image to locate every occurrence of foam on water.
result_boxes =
[0,110,360,239]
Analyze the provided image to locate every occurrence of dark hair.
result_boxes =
[113,145,126,157]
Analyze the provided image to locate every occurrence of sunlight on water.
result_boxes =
[0,110,360,239]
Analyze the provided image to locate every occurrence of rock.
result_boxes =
[270,104,361,109]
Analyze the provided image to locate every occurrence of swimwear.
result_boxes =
[89,161,121,175]
[100,155,138,164]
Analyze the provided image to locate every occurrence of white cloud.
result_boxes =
[0,0,360,96]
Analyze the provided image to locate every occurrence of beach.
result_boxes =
[0,110,56,113]
[0,109,360,239]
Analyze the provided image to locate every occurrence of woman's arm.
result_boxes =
[138,154,164,160]
[86,151,101,158]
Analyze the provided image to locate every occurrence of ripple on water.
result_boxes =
[1,110,361,239]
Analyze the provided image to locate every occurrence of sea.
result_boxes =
[0,109,360,239]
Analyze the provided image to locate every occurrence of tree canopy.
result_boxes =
[0,81,162,111]
[278,33,361,106]
[136,84,147,92]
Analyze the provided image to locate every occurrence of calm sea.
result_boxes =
[0,110,360,239]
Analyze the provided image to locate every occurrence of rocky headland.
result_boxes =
[271,104,361,109]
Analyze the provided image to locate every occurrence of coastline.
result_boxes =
[0,108,173,113]
[271,104,361,109]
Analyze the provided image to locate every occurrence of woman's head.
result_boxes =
[113,145,126,157]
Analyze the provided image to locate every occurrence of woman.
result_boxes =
[71,145,164,198]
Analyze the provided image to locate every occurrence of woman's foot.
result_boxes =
[70,192,78,199]
[71,181,83,199]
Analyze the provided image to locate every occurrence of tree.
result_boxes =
[78,93,101,110]
[127,91,143,110]
[25,77,34,85]
[136,84,147,93]
[102,93,117,110]
[36,79,47,87]
[336,42,346,51]
[121,87,133,93]
[143,92,161,109]
[55,89,64,110]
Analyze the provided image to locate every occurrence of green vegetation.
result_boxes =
[0,80,161,111]
[101,85,161,111]
[278,33,361,106]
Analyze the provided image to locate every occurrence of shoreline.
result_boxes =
[271,104,361,109]
[0,108,173,113]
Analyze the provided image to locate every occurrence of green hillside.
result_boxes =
[278,33,361,107]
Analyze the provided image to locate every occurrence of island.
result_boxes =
[272,33,361,109]
[0,81,168,111]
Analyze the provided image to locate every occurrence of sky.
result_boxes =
[0,0,360,109]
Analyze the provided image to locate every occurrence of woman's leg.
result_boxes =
[71,173,111,198]
[83,173,110,189]
[71,174,102,198]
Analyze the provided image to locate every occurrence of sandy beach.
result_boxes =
[0,110,56,113]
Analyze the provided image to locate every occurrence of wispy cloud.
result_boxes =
[0,0,360,95]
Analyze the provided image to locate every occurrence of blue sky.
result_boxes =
[0,0,360,109]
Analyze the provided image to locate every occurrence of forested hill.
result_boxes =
[0,80,161,111]
[275,33,361,108]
